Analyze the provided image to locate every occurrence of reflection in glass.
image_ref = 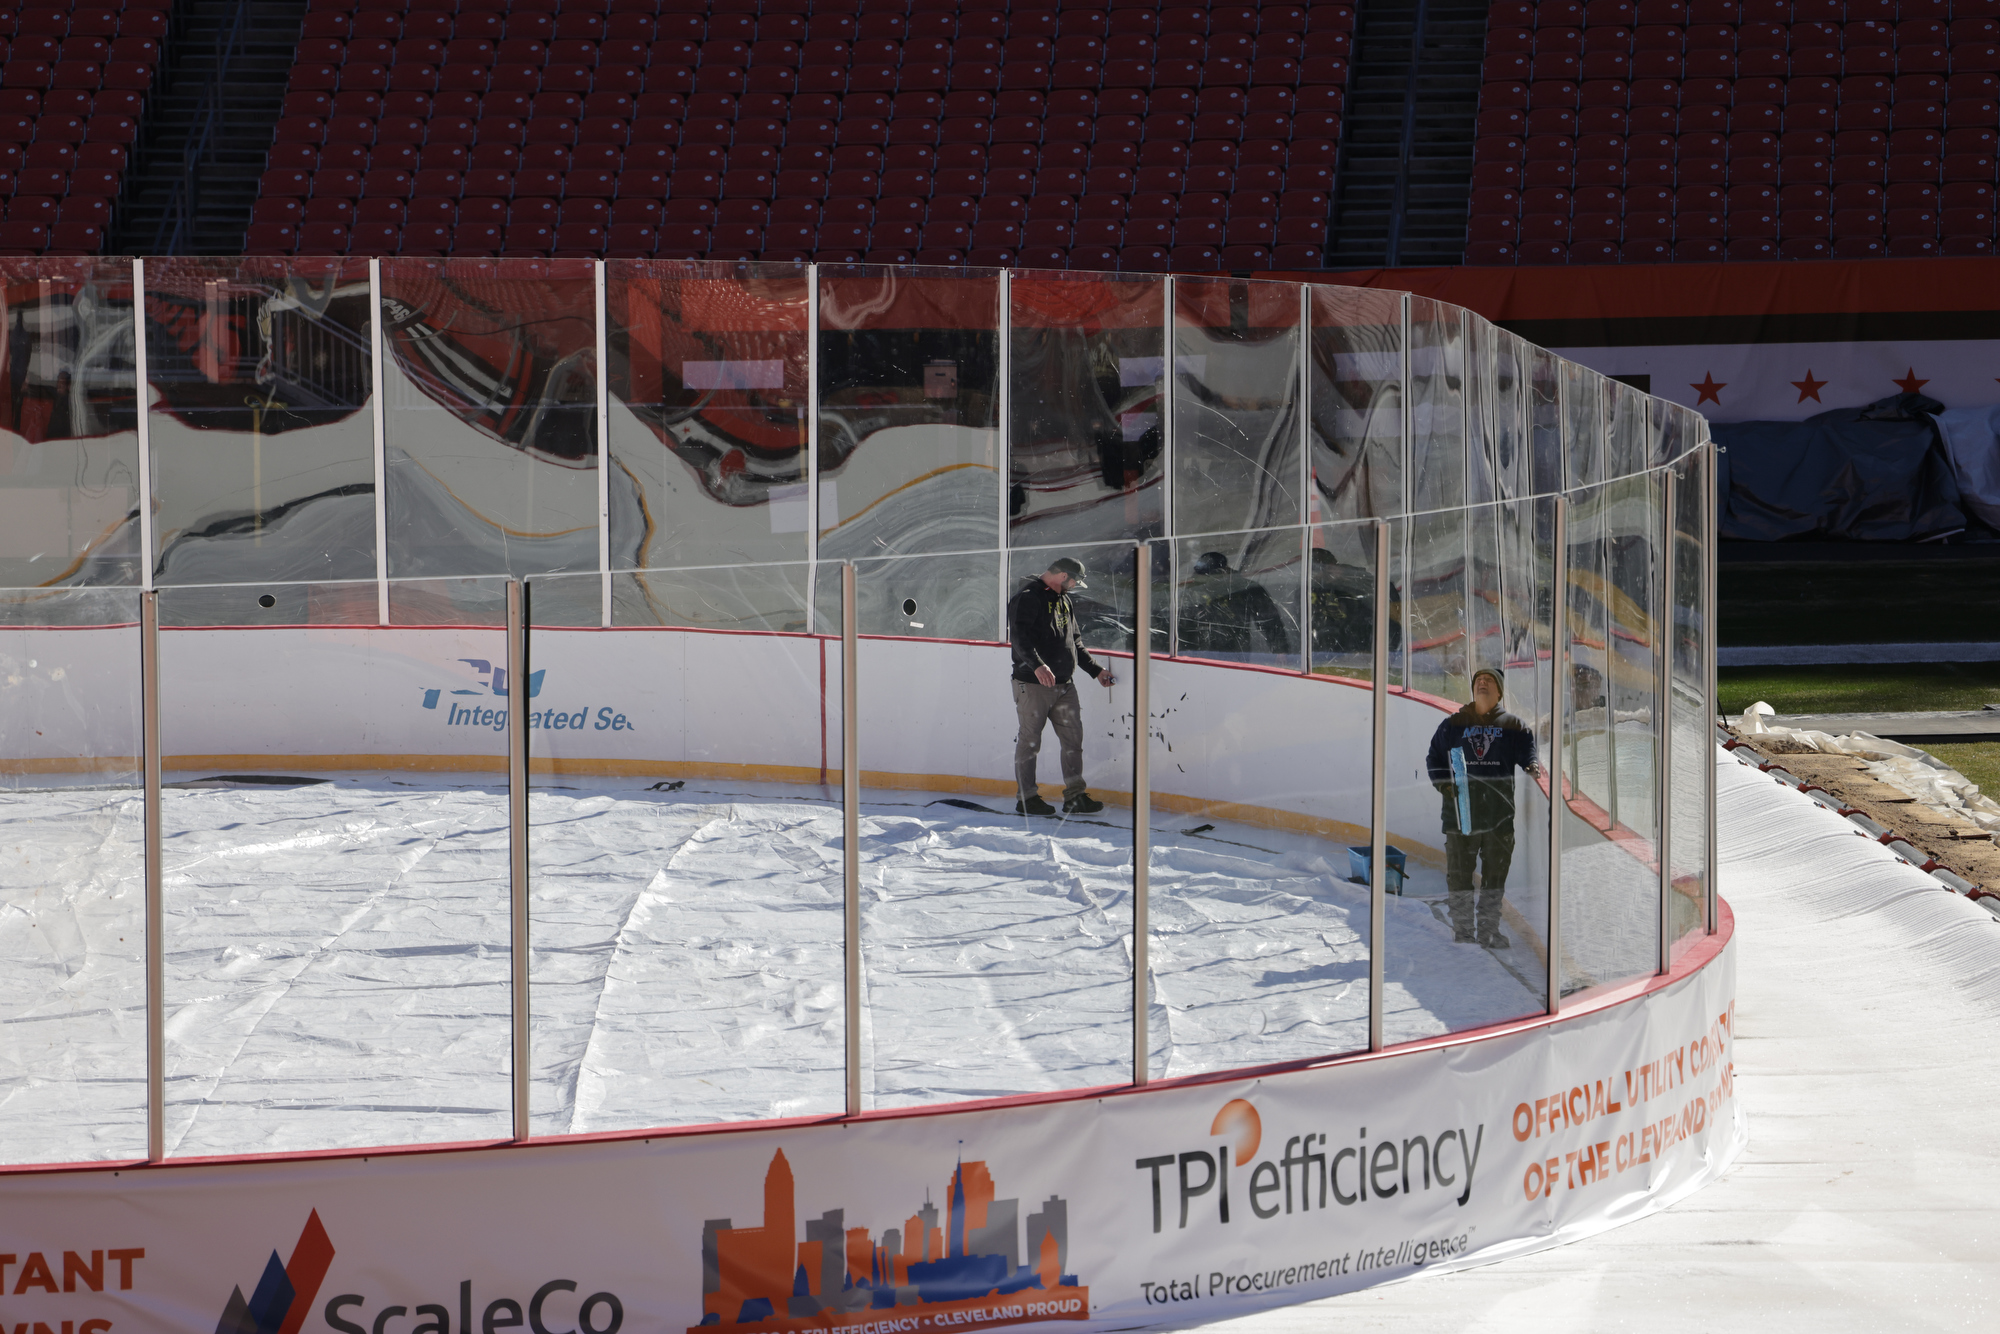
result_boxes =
[1563,361,1602,490]
[1009,271,1166,547]
[1171,534,1301,669]
[157,579,517,1153]
[0,260,141,608]
[605,261,811,627]
[1529,344,1563,498]
[525,568,845,1131]
[1383,505,1550,1044]
[144,259,376,623]
[1308,284,1402,527]
[1172,278,1303,538]
[381,258,599,626]
[0,588,144,1162]
[860,545,1134,1106]
[1408,299,1465,514]
[817,266,1002,634]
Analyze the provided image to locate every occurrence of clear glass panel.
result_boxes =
[1558,473,1663,998]
[1308,284,1403,523]
[858,541,1134,1106]
[1602,376,1650,481]
[1529,344,1563,499]
[1669,459,1709,960]
[1310,519,1385,677]
[1562,361,1602,491]
[1144,520,1373,1076]
[0,586,144,1163]
[1383,504,1550,1045]
[604,261,811,619]
[1492,331,1532,502]
[1399,505,1466,705]
[1465,316,1496,507]
[1170,530,1303,669]
[1171,277,1304,538]
[0,259,142,600]
[158,577,514,1153]
[380,258,599,626]
[817,265,1003,567]
[142,259,376,621]
[1009,270,1167,546]
[1408,299,1466,514]
[526,566,844,1132]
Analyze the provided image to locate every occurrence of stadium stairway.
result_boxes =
[1329,0,1487,265]
[115,0,307,254]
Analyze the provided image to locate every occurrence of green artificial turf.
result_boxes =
[1917,742,2000,796]
[1717,663,2000,718]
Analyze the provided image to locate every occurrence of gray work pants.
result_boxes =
[1013,679,1085,801]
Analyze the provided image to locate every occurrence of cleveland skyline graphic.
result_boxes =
[694,1149,1087,1333]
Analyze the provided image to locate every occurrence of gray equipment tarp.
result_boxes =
[1714,393,1965,542]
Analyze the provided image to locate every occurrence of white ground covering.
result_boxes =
[1213,748,2000,1332]
[0,774,1554,1163]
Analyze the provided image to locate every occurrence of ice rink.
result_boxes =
[1,772,1556,1163]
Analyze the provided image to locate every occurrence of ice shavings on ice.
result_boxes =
[1,775,1545,1163]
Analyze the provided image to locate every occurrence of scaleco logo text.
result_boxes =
[1134,1100,1487,1233]
[420,661,635,734]
[327,1278,625,1334]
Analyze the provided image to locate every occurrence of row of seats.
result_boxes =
[1496,1,2000,23]
[246,220,1322,271]
[255,0,1351,267]
[1470,0,2000,260]
[0,1,167,253]
[1472,233,1987,258]
[301,0,1351,43]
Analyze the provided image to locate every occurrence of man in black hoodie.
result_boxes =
[1008,556,1116,816]
[1425,667,1541,948]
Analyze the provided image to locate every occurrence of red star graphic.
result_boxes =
[1690,373,1726,405]
[1893,368,1929,394]
[1792,370,1827,403]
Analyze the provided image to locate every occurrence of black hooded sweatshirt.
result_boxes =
[1008,577,1104,685]
[1425,704,1539,835]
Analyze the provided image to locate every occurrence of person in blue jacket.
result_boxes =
[1425,667,1541,948]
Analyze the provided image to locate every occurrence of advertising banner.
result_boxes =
[0,939,1740,1334]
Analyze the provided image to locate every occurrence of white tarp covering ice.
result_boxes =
[1,774,1558,1164]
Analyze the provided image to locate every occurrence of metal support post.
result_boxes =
[1161,276,1177,656]
[1132,543,1152,1085]
[133,258,154,591]
[1702,441,1718,933]
[1657,471,1675,973]
[1368,519,1390,1052]
[997,269,1013,640]
[369,258,389,625]
[595,259,612,627]
[841,562,862,1115]
[1547,497,1569,1013]
[507,579,531,1140]
[1298,284,1313,674]
[806,267,823,630]
[1398,293,1412,688]
[141,591,164,1161]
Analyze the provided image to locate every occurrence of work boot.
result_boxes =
[1062,792,1104,814]
[1453,929,1478,944]
[1480,929,1511,949]
[1016,795,1057,816]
